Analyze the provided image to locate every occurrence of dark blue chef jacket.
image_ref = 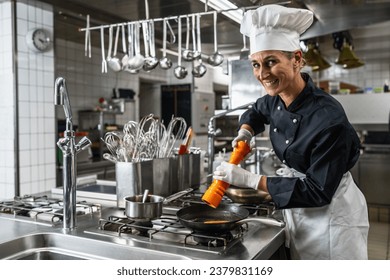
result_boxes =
[239,73,361,209]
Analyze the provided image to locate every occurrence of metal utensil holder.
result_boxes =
[116,153,201,207]
[116,160,153,208]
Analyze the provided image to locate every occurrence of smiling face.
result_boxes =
[250,50,305,105]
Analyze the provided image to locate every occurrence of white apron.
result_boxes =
[280,169,369,260]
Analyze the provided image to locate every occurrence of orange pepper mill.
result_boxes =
[202,141,251,208]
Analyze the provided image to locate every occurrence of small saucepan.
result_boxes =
[124,188,193,220]
[176,203,284,232]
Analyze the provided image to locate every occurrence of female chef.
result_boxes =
[213,5,369,260]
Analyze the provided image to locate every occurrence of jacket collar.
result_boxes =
[283,72,315,112]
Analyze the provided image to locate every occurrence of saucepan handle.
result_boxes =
[163,188,194,204]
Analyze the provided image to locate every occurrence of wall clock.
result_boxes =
[26,28,52,52]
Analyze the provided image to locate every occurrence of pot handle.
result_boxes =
[163,188,194,204]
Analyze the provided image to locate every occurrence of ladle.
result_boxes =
[143,21,159,72]
[84,14,91,58]
[100,26,107,73]
[122,23,136,73]
[174,17,188,80]
[192,14,207,78]
[191,14,201,60]
[159,18,172,69]
[207,11,224,67]
[182,16,193,61]
[127,22,144,72]
[107,25,122,72]
[120,23,129,69]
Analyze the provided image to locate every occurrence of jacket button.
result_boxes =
[273,128,278,132]
[285,140,290,144]
[277,106,281,110]
[282,160,286,163]
[293,118,297,123]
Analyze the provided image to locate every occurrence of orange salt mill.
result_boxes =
[202,141,251,208]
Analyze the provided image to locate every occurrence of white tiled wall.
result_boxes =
[17,0,56,195]
[0,0,15,199]
[312,62,390,92]
[55,38,172,126]
[8,0,55,198]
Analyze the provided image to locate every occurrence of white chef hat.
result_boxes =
[240,4,313,55]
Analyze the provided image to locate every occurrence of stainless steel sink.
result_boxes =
[0,233,190,260]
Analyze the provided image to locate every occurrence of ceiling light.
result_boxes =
[198,0,244,24]
[336,40,365,69]
[304,41,331,72]
[333,32,364,69]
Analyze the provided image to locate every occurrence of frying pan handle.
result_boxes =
[240,217,285,228]
[163,188,194,204]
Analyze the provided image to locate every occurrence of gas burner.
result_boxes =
[100,216,154,236]
[97,211,247,249]
[131,220,154,236]
[0,195,100,225]
[192,231,234,247]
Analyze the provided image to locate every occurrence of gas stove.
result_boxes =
[0,195,101,226]
[0,191,285,259]
[84,190,280,257]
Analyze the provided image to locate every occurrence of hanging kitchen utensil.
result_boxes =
[182,16,193,61]
[107,25,122,72]
[166,19,176,44]
[122,23,134,73]
[84,14,91,58]
[207,11,224,67]
[159,18,173,69]
[127,22,145,72]
[240,33,250,60]
[143,21,159,71]
[174,17,188,80]
[192,14,207,78]
[106,26,113,61]
[121,23,129,69]
[191,14,200,60]
[100,26,107,73]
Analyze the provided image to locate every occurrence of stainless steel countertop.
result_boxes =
[0,192,285,260]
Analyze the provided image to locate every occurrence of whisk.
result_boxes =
[158,116,187,158]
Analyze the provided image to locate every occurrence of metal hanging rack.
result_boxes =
[78,1,291,33]
[78,1,291,77]
[80,8,246,33]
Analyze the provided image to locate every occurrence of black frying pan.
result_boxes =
[176,204,249,233]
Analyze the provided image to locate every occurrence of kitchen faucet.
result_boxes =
[54,77,92,230]
[207,102,254,184]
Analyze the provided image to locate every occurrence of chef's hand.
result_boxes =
[213,162,262,190]
[232,128,253,149]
